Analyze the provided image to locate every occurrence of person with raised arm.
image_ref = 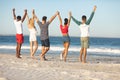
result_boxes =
[57,12,71,62]
[34,11,59,61]
[71,6,97,63]
[12,8,27,58]
[26,9,38,59]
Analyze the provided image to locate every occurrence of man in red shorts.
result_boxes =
[12,8,27,58]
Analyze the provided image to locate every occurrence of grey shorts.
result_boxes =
[62,35,70,43]
[81,37,89,48]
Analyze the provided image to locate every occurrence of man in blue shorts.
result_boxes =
[34,11,59,61]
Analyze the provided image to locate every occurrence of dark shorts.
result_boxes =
[41,39,50,47]
[62,35,70,43]
[16,34,24,44]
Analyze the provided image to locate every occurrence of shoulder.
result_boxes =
[47,21,50,25]
[60,25,63,28]
[37,21,42,24]
[60,25,63,27]
[14,20,22,24]
[14,20,17,23]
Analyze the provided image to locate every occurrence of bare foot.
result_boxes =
[82,61,87,64]
[31,56,37,60]
[63,57,67,62]
[40,55,45,61]
[17,56,22,59]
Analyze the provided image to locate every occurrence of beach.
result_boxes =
[0,53,120,80]
[0,36,120,80]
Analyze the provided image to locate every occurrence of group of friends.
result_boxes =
[12,6,97,63]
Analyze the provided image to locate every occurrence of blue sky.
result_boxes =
[0,0,120,38]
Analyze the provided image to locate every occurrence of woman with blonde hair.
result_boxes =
[26,10,38,59]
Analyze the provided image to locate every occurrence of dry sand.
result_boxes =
[0,53,120,80]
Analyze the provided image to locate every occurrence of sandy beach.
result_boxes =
[0,53,120,80]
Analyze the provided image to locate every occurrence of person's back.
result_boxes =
[28,18,35,28]
[37,21,50,40]
[79,24,90,37]
[12,8,27,58]
[26,10,38,59]
[71,6,97,63]
[14,20,23,34]
[34,11,59,61]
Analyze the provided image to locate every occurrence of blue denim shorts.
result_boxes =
[62,35,70,43]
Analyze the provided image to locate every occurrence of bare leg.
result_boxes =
[83,48,87,63]
[41,47,49,60]
[63,42,70,62]
[40,47,49,61]
[31,41,38,59]
[30,41,33,57]
[40,46,45,61]
[16,43,22,58]
[80,48,84,62]
[62,43,66,56]
[60,43,65,60]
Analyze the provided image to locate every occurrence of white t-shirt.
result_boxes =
[79,24,90,37]
[14,20,23,34]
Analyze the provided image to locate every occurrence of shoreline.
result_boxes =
[0,53,120,80]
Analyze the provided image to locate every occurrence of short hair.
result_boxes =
[82,15,87,21]
[17,16,21,20]
[64,18,68,25]
[42,16,47,21]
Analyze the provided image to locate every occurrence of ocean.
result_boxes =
[0,36,120,57]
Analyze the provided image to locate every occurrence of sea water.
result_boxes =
[0,36,120,57]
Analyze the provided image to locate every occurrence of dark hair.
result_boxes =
[64,18,68,25]
[82,15,87,21]
[42,16,47,21]
[17,16,21,20]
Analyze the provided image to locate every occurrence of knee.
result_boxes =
[81,48,84,50]
[65,47,69,51]
[35,44,38,48]
[46,48,49,51]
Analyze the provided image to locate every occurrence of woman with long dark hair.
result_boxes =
[58,12,71,62]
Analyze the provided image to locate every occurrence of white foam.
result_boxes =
[0,45,120,54]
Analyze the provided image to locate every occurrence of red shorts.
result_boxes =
[16,34,24,44]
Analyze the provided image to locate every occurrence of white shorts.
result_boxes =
[29,28,37,42]
[29,33,37,42]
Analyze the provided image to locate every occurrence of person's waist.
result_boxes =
[62,33,69,36]
[16,33,23,35]
[81,35,89,37]
[40,36,49,40]
[62,33,69,37]
[16,31,23,34]
[81,33,89,37]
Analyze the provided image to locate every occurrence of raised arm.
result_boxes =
[71,13,81,25]
[49,11,59,23]
[21,9,27,23]
[12,8,16,20]
[86,6,97,25]
[57,12,62,25]
[26,13,29,24]
[32,10,39,23]
[32,9,36,20]
[68,12,72,27]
